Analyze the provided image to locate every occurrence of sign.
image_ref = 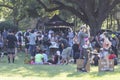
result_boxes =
[98,59,114,72]
[76,59,90,72]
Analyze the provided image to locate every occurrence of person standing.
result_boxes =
[77,25,90,72]
[6,30,17,63]
[110,35,119,57]
[102,32,111,70]
[67,28,74,46]
[60,38,72,65]
[24,31,30,55]
[28,29,36,60]
[2,29,8,51]
[72,34,80,64]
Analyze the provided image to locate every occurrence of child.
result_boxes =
[24,55,30,64]
[93,52,100,66]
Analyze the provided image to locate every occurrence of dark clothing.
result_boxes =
[60,38,70,49]
[72,44,80,63]
[111,38,118,57]
[7,48,15,54]
[29,45,36,57]
[82,48,89,68]
[7,34,17,48]
[48,55,59,64]
[93,55,100,66]
[2,31,8,39]
[59,44,63,54]
[24,36,29,49]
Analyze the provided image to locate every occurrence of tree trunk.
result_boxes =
[13,17,19,27]
[88,21,102,36]
[106,17,109,29]
[109,14,113,29]
[116,19,120,31]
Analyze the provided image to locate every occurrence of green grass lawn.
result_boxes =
[0,52,120,80]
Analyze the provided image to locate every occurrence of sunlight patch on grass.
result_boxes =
[0,52,120,80]
[0,77,120,80]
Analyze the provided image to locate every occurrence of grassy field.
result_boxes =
[0,52,120,80]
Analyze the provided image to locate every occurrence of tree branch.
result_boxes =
[36,0,62,12]
[36,0,88,23]
[0,4,13,9]
[99,0,120,22]
[52,0,89,23]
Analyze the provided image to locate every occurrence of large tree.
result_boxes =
[0,0,41,27]
[0,0,27,26]
[36,0,120,35]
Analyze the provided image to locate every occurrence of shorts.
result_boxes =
[7,48,15,54]
[61,47,72,59]
[103,51,109,57]
[103,49,109,57]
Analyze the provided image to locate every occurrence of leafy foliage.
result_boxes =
[0,21,18,31]
[36,0,120,35]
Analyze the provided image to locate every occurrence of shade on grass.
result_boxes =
[0,52,120,80]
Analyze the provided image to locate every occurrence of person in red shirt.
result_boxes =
[109,53,116,59]
[109,50,116,59]
[109,50,118,65]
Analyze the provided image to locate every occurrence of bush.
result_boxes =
[0,21,18,31]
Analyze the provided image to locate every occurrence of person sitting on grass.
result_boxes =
[109,50,118,65]
[34,50,44,64]
[42,49,48,63]
[47,51,61,65]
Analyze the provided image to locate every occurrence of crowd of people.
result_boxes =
[0,25,119,72]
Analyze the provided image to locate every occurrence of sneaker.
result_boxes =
[81,69,87,72]
[105,69,110,71]
[81,68,87,72]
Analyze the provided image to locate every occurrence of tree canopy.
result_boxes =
[0,0,119,35]
[36,0,120,35]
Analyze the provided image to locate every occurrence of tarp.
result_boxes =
[45,15,74,26]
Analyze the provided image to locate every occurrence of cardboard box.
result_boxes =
[76,59,90,72]
[98,59,114,72]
